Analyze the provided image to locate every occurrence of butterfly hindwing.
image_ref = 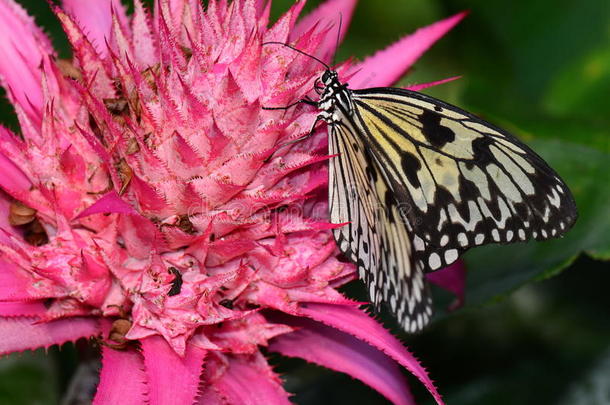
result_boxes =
[351,87,577,272]
[328,119,380,286]
[329,116,431,332]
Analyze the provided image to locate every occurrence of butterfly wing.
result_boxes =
[329,116,432,332]
[351,87,578,273]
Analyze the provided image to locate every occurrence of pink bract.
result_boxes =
[0,0,466,404]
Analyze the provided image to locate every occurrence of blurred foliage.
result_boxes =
[558,348,610,405]
[0,351,57,405]
[1,0,609,404]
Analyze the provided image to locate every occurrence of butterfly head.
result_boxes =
[317,69,353,120]
[321,70,339,86]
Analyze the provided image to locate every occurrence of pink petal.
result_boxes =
[348,12,467,88]
[0,260,36,301]
[299,303,444,405]
[255,0,271,29]
[0,150,32,197]
[211,352,291,405]
[54,8,116,99]
[263,1,306,43]
[0,317,100,355]
[196,388,225,405]
[75,191,137,219]
[131,0,157,68]
[405,76,461,92]
[0,302,47,317]
[62,0,128,57]
[291,0,357,60]
[270,315,414,405]
[426,260,467,311]
[230,34,263,103]
[93,346,147,405]
[0,193,12,234]
[140,335,206,405]
[0,0,53,122]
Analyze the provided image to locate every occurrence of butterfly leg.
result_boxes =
[264,114,325,162]
[262,96,317,111]
[262,95,325,162]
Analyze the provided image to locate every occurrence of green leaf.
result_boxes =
[544,45,610,120]
[518,117,610,154]
[557,348,610,405]
[451,0,610,111]
[463,139,610,306]
[0,350,59,405]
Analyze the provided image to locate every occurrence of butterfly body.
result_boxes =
[315,69,577,332]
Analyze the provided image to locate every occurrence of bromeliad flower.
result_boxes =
[0,0,465,404]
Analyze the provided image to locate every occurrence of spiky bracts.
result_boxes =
[0,0,466,403]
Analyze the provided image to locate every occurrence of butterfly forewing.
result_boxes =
[350,88,577,273]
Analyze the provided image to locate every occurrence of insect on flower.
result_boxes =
[264,42,578,333]
[0,0,561,403]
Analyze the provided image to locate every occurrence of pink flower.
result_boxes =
[0,0,466,404]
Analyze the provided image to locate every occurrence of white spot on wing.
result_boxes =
[462,120,502,135]
[542,205,551,222]
[368,283,376,301]
[444,249,458,264]
[428,252,441,270]
[448,201,482,232]
[437,209,448,231]
[490,145,534,196]
[458,232,468,246]
[548,188,561,208]
[459,162,490,200]
[509,150,536,174]
[497,199,511,228]
[412,282,421,303]
[486,163,523,203]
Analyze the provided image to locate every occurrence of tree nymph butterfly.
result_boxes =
[263,42,578,333]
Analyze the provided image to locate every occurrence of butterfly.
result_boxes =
[264,43,578,333]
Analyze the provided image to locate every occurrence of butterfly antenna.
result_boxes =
[332,13,343,66]
[263,41,331,70]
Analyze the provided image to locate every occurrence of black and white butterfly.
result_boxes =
[265,43,578,333]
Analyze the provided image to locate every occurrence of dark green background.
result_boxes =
[1,1,609,404]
